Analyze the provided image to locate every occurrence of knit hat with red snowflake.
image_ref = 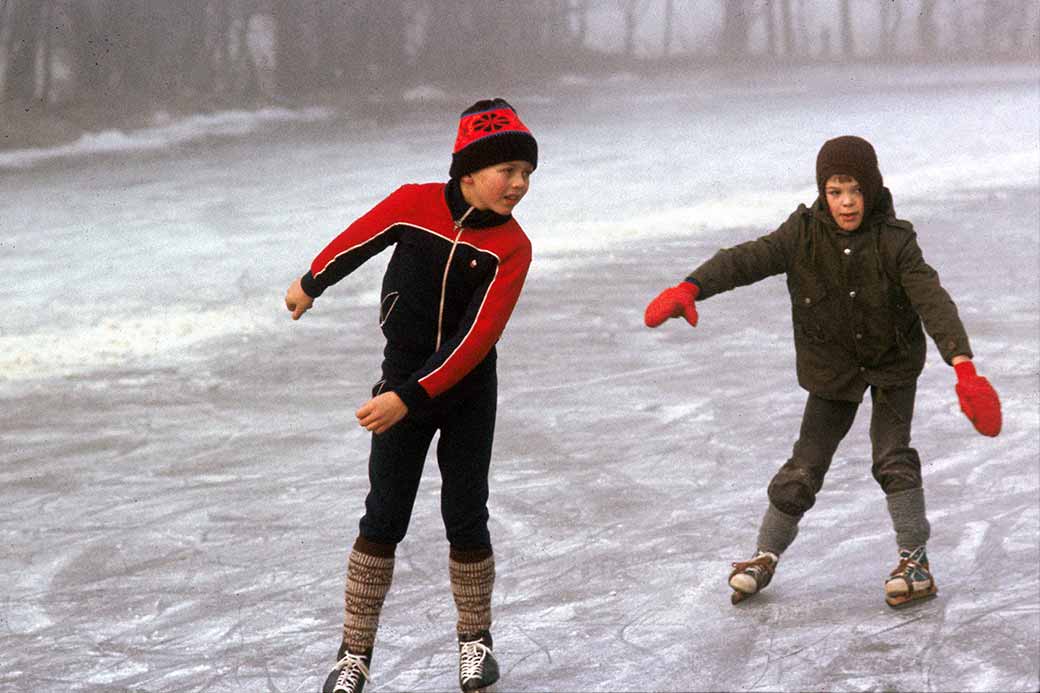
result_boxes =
[450,98,538,179]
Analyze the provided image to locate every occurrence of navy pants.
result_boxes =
[767,382,922,517]
[358,363,497,551]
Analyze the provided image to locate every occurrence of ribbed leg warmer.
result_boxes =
[886,487,931,549]
[449,549,495,638]
[756,503,802,556]
[342,538,395,655]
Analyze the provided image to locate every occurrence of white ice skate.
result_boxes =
[884,545,937,608]
[728,550,778,604]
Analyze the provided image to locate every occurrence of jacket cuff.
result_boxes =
[680,278,700,297]
[392,380,432,414]
[300,270,325,298]
[683,276,703,299]
[939,340,972,365]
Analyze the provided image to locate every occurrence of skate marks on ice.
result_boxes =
[456,201,1038,690]
[4,213,1038,691]
[721,530,1036,692]
[2,78,1038,690]
[1,355,363,692]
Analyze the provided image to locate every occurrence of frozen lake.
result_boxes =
[2,64,1038,692]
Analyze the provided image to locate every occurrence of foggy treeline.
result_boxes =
[1,1,1037,129]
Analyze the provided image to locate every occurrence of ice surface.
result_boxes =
[1,64,1038,692]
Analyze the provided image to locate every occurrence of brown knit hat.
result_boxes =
[815,136,883,215]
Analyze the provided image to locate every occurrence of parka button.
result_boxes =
[804,297,811,304]
[843,248,852,255]
[855,333,863,339]
[849,290,857,298]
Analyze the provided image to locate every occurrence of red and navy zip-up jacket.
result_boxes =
[300,180,531,413]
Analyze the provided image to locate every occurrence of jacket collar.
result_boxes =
[444,178,512,229]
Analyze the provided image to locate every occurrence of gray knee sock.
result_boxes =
[756,503,802,555]
[886,487,931,549]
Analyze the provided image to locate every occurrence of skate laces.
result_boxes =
[459,638,491,683]
[732,551,777,576]
[890,546,930,581]
[333,652,370,692]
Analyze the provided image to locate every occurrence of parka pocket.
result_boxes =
[893,313,921,357]
[792,280,829,344]
[793,276,827,309]
[894,325,911,356]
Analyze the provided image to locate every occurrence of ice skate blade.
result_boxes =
[885,585,938,609]
[730,589,757,605]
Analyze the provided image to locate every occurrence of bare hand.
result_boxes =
[285,278,314,320]
[356,392,409,435]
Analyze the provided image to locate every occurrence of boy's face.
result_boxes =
[461,160,534,216]
[824,174,865,231]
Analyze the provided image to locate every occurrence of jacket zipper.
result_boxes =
[437,206,474,350]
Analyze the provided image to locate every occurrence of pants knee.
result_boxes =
[768,467,821,517]
[872,453,922,495]
[875,470,922,495]
[359,512,411,546]
[444,512,490,550]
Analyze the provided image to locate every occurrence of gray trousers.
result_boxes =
[769,383,923,513]
[757,382,931,554]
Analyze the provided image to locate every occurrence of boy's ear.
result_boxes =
[460,174,474,185]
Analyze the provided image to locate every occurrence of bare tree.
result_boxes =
[415,1,463,80]
[978,0,1036,58]
[0,0,9,95]
[1006,0,1034,56]
[663,0,674,56]
[617,0,651,59]
[879,0,903,60]
[719,1,750,59]
[797,0,810,57]
[779,0,796,57]
[66,1,107,102]
[179,0,215,97]
[272,1,310,98]
[38,0,59,107]
[62,0,155,106]
[570,0,590,49]
[763,0,777,57]
[3,0,46,106]
[838,0,855,59]
[917,0,938,56]
[231,2,264,98]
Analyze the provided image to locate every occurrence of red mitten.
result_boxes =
[644,281,699,328]
[954,361,1002,437]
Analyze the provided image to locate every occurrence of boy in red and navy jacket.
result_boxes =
[285,98,536,693]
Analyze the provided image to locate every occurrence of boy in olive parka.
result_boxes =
[644,135,1002,608]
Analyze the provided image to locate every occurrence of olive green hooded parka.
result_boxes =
[689,188,971,402]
